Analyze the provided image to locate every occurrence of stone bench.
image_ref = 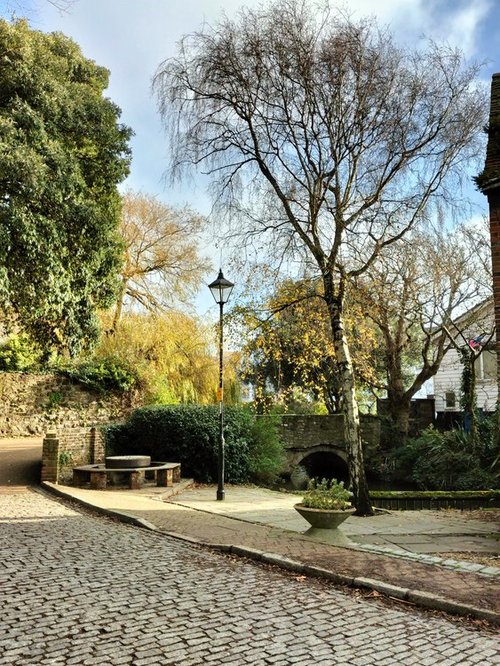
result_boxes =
[72,462,181,490]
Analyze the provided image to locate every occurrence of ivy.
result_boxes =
[458,346,476,414]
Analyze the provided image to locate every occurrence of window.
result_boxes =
[482,350,496,380]
[474,350,496,381]
[445,391,456,408]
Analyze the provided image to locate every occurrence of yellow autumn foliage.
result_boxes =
[237,278,380,413]
[95,311,240,405]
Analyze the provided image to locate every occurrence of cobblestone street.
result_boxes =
[1,490,498,666]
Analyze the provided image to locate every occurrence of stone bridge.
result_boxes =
[278,414,380,487]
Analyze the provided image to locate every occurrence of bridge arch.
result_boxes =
[287,445,349,488]
[277,414,380,488]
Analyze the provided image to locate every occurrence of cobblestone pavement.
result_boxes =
[44,483,499,618]
[99,500,500,614]
[1,490,499,666]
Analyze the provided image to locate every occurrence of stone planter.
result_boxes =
[294,503,355,529]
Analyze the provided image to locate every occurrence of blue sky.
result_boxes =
[2,0,499,312]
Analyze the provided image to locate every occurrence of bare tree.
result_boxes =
[355,223,491,446]
[5,0,75,13]
[112,191,209,329]
[154,0,486,514]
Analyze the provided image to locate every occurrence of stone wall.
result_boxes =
[280,413,379,447]
[279,414,380,469]
[42,413,381,487]
[0,372,137,437]
[377,398,435,444]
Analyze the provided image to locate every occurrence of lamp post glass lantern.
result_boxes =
[208,270,234,500]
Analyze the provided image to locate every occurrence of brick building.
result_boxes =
[477,73,500,404]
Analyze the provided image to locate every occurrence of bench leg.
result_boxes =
[73,470,88,488]
[90,472,107,490]
[157,468,173,487]
[173,465,181,483]
[129,471,143,490]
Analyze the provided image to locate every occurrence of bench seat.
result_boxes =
[72,462,181,490]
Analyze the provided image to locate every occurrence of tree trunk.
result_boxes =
[386,393,412,448]
[495,404,500,453]
[382,334,413,447]
[324,277,373,516]
[111,277,128,332]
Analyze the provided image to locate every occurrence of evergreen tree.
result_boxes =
[0,19,132,354]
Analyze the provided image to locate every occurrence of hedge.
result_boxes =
[103,405,284,484]
[370,490,500,511]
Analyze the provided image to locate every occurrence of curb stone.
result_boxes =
[40,482,499,626]
[406,590,500,625]
[38,483,160,532]
[353,577,410,600]
[218,542,500,626]
[357,543,500,578]
[170,496,500,578]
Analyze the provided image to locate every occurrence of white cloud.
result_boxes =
[14,0,492,205]
[446,1,492,56]
[376,0,492,57]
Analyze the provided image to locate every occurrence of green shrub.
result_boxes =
[46,391,63,410]
[391,423,499,490]
[103,405,286,485]
[62,356,137,393]
[247,414,286,484]
[104,405,250,483]
[451,467,498,491]
[0,334,41,371]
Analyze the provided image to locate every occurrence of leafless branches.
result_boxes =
[356,222,491,399]
[112,191,210,328]
[153,0,488,513]
[5,0,75,15]
[154,0,486,280]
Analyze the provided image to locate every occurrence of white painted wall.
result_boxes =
[434,347,498,413]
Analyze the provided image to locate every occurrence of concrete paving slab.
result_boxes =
[387,534,438,544]
[41,481,499,558]
[348,535,394,546]
[397,543,458,554]
[170,485,500,554]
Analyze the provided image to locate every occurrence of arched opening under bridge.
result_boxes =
[300,450,349,485]
[286,445,350,489]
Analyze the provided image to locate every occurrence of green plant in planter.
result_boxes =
[301,478,352,510]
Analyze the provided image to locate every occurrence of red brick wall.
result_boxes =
[486,74,500,403]
[490,190,500,380]
[41,427,105,484]
[485,73,500,174]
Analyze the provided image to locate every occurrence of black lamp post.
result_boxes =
[208,269,234,501]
